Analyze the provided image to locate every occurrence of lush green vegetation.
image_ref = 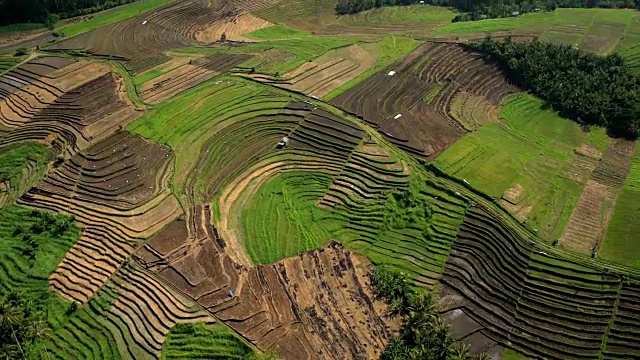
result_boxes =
[435,94,602,240]
[371,265,487,360]
[162,322,255,359]
[245,25,311,40]
[242,172,341,264]
[469,37,640,138]
[0,22,43,33]
[0,290,49,359]
[601,143,640,268]
[0,56,22,73]
[0,142,52,207]
[56,0,173,37]
[0,206,80,357]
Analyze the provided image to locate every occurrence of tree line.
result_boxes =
[0,0,137,27]
[335,0,639,21]
[371,265,489,360]
[466,37,640,139]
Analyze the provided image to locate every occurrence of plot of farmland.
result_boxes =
[0,57,142,154]
[332,42,517,158]
[19,131,180,303]
[438,205,640,359]
[601,143,640,268]
[47,0,263,73]
[1,0,640,358]
[244,43,377,98]
[435,94,611,240]
[559,139,635,255]
[135,205,399,359]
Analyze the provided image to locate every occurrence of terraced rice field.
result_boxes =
[435,94,616,241]
[140,54,251,104]
[438,204,640,359]
[161,322,255,359]
[0,1,639,358]
[42,261,214,359]
[601,144,640,268]
[0,56,141,155]
[559,139,636,255]
[18,131,180,303]
[244,43,377,98]
[332,42,517,158]
[47,0,274,73]
[256,1,455,39]
[136,212,398,359]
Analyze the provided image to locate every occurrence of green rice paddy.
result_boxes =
[162,323,255,359]
[434,94,605,240]
[242,171,341,264]
[601,144,640,268]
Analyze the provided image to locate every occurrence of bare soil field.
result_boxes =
[560,139,636,254]
[196,12,273,43]
[136,205,398,359]
[331,42,518,158]
[18,131,181,303]
[244,44,377,98]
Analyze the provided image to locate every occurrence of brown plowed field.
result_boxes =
[136,205,398,359]
[0,58,141,156]
[331,42,518,158]
[47,1,261,73]
[17,131,181,303]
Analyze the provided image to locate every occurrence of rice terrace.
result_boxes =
[0,0,639,358]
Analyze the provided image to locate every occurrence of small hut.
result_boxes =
[277,136,289,148]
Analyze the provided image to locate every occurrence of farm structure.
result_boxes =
[332,42,518,158]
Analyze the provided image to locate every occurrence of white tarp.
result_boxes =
[387,71,396,76]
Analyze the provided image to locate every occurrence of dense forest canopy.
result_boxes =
[467,37,640,138]
[335,0,640,20]
[0,0,137,26]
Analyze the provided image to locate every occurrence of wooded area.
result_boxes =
[0,0,137,26]
[468,37,640,138]
[335,0,639,20]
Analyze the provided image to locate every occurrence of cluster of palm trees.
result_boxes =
[372,266,489,360]
[469,36,640,139]
[0,291,50,359]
